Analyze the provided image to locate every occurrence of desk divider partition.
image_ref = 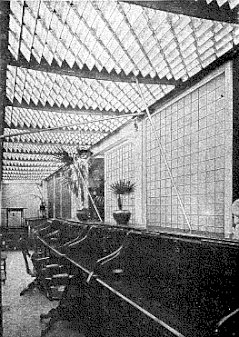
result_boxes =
[31,218,239,337]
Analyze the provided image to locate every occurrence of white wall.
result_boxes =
[1,181,43,226]
[93,119,146,227]
[92,62,233,237]
[144,63,233,237]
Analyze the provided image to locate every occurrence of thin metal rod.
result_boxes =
[77,162,103,222]
[135,78,192,232]
[0,112,144,140]
[217,307,239,327]
[96,278,185,337]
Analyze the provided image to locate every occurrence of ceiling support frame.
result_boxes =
[3,148,69,156]
[8,52,179,86]
[1,112,144,140]
[3,123,109,136]
[6,98,124,116]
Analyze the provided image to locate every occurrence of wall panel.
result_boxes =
[105,142,135,224]
[145,69,232,236]
[62,181,71,219]
[55,173,61,218]
[47,177,54,218]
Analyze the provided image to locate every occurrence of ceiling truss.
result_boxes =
[9,52,179,86]
[2,0,239,181]
[6,98,124,116]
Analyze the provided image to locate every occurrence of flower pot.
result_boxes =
[40,204,46,211]
[39,204,46,218]
[113,210,131,225]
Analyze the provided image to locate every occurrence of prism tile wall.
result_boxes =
[46,172,71,219]
[55,173,61,218]
[47,177,54,218]
[62,182,71,219]
[105,142,135,224]
[146,69,231,235]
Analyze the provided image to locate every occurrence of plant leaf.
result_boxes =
[109,179,136,195]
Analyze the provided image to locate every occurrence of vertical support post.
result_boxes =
[229,58,239,239]
[0,2,10,336]
[42,180,48,217]
[60,172,63,218]
[141,119,147,226]
[132,122,146,227]
[224,62,233,238]
[232,57,239,202]
[53,175,56,218]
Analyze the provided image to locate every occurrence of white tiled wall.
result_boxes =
[105,142,135,224]
[145,69,232,235]
[96,64,232,236]
[47,176,54,218]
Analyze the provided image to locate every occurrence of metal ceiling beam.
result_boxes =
[2,172,48,174]
[3,166,59,171]
[6,98,124,116]
[3,154,60,161]
[3,139,83,147]
[3,166,58,171]
[2,176,46,178]
[2,171,53,174]
[2,174,50,176]
[2,179,47,181]
[3,159,59,164]
[3,158,59,164]
[3,165,57,170]
[3,176,54,180]
[121,0,239,24]
[1,111,142,140]
[3,123,108,135]
[2,147,76,156]
[8,52,178,86]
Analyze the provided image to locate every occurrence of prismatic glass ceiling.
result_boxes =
[3,0,239,181]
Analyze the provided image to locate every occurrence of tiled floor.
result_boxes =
[2,251,85,337]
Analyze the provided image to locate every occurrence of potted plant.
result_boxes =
[110,179,136,225]
[54,148,92,220]
[31,184,47,218]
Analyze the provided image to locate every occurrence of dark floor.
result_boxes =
[2,251,85,337]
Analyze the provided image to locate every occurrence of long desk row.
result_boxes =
[33,218,239,337]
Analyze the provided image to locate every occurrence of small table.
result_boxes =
[2,207,27,228]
